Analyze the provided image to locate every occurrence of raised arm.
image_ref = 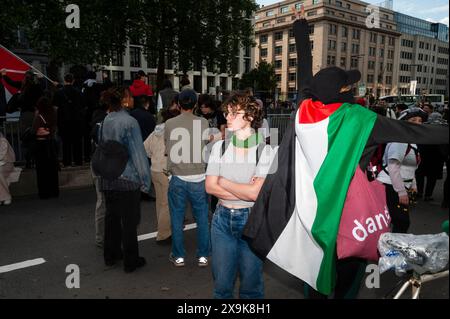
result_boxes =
[372,115,449,145]
[292,5,313,105]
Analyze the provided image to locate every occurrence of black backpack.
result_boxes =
[91,121,129,180]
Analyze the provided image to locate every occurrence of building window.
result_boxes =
[129,47,141,68]
[260,48,268,57]
[351,57,358,68]
[274,31,283,41]
[336,1,343,7]
[352,43,360,54]
[280,6,289,14]
[327,55,336,66]
[368,61,375,70]
[111,50,124,66]
[244,58,251,74]
[352,29,361,40]
[307,10,317,16]
[275,74,282,82]
[350,16,357,21]
[329,24,337,35]
[342,26,348,38]
[266,10,275,17]
[380,48,384,58]
[275,46,283,55]
[328,40,336,50]
[386,76,392,85]
[275,60,282,69]
[260,35,268,44]
[289,58,297,67]
[388,37,395,46]
[295,2,304,10]
[341,42,347,52]
[388,50,395,59]
[369,47,376,57]
[340,57,346,68]
[289,43,296,53]
[112,71,124,85]
[367,74,374,83]
[289,73,296,82]
[381,35,385,44]
[309,24,315,34]
[370,32,377,43]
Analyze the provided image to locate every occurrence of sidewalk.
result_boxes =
[10,165,93,197]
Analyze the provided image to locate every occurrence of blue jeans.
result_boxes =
[168,176,210,258]
[211,205,264,299]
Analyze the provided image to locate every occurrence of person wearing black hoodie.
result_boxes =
[243,6,449,299]
[53,73,84,167]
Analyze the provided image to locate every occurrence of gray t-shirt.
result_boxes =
[206,140,278,208]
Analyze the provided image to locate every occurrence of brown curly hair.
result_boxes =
[100,86,131,112]
[222,91,263,130]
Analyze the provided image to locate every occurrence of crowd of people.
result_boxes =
[0,4,448,300]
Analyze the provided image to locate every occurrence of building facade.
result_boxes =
[98,43,253,95]
[255,0,449,100]
[395,12,449,96]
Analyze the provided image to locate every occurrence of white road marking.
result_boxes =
[138,223,197,242]
[0,258,46,274]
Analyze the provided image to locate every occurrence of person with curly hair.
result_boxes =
[205,92,278,299]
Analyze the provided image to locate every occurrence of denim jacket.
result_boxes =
[101,110,151,192]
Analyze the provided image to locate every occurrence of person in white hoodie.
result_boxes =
[144,103,180,243]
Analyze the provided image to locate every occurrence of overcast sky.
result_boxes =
[256,0,449,27]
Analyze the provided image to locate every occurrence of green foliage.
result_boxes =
[1,0,256,89]
[239,61,277,94]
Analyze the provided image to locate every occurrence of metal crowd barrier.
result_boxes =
[0,116,24,163]
[266,114,292,143]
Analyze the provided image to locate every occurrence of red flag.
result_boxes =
[0,45,32,101]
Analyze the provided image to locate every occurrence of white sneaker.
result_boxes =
[198,257,208,267]
[2,199,11,206]
[169,254,185,267]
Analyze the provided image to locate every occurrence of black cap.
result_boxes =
[310,67,361,104]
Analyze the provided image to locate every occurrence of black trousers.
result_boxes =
[385,184,410,233]
[416,174,437,198]
[35,140,59,199]
[61,133,83,166]
[304,257,367,299]
[104,189,141,269]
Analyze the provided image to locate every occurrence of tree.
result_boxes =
[138,0,257,92]
[239,61,277,96]
[2,0,138,80]
[1,0,257,88]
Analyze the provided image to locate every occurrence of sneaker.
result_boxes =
[169,254,185,267]
[198,257,208,267]
[2,199,11,206]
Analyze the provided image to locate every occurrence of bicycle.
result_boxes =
[379,221,449,299]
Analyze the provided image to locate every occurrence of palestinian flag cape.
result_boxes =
[244,99,377,295]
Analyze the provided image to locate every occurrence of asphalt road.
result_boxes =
[0,179,448,299]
